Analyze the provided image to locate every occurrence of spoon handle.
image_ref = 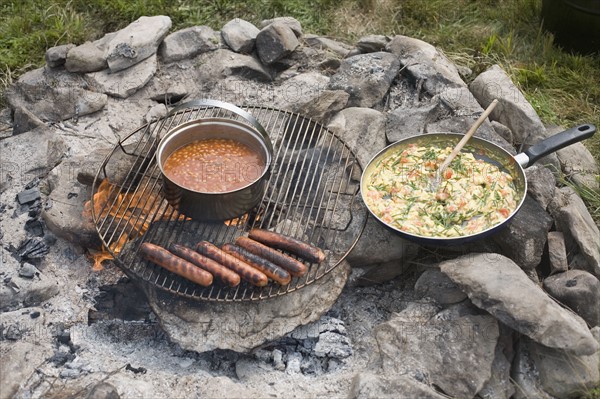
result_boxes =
[438,99,498,173]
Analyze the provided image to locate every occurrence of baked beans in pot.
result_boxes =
[156,117,272,221]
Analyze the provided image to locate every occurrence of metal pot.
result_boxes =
[156,99,273,221]
[360,124,596,245]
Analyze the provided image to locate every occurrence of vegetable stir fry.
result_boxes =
[364,144,518,237]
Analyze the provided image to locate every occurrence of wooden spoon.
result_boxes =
[432,99,499,190]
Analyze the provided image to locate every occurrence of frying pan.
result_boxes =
[360,124,596,245]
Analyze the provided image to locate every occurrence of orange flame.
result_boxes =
[83,179,181,270]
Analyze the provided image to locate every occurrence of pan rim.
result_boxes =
[360,132,528,244]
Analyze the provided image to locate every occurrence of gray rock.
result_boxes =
[12,105,45,135]
[86,382,120,399]
[524,164,556,210]
[304,35,353,57]
[344,216,419,268]
[143,262,351,353]
[260,17,303,37]
[349,373,448,399]
[0,125,67,191]
[327,106,386,170]
[351,259,414,286]
[221,19,260,54]
[86,54,157,98]
[385,97,449,142]
[491,120,514,145]
[0,256,59,312]
[272,349,285,371]
[104,15,171,72]
[549,186,600,277]
[195,48,273,82]
[374,302,499,398]
[256,21,300,65]
[356,35,390,53]
[414,268,467,305]
[440,253,599,356]
[556,141,600,191]
[511,338,554,399]
[543,270,600,327]
[314,331,352,359]
[42,157,101,249]
[294,89,349,123]
[143,103,167,123]
[470,64,546,145]
[492,195,554,270]
[6,68,108,123]
[386,35,465,93]
[45,44,75,68]
[526,337,599,399]
[18,263,39,279]
[477,326,515,399]
[0,341,54,399]
[285,352,302,374]
[65,41,108,73]
[274,71,330,111]
[327,52,400,108]
[547,231,569,275]
[159,26,219,62]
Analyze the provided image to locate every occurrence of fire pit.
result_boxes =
[89,101,368,301]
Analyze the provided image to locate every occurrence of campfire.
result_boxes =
[82,178,184,270]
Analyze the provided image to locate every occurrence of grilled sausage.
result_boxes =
[196,241,268,287]
[235,237,308,277]
[248,228,326,264]
[222,243,291,286]
[169,243,241,287]
[140,242,213,287]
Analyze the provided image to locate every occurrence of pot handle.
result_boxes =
[516,124,596,167]
[167,98,273,154]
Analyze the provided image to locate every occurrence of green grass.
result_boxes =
[1,0,599,217]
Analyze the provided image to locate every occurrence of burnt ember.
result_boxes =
[16,237,50,260]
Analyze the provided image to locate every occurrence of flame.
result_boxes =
[83,179,182,270]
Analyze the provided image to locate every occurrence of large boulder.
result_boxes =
[327,107,386,168]
[256,21,299,65]
[327,52,400,108]
[549,186,600,277]
[104,15,171,72]
[470,65,547,145]
[159,25,220,62]
[440,253,599,356]
[374,302,499,398]
[386,35,465,92]
[221,19,260,54]
[543,270,600,327]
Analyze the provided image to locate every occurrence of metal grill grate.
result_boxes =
[91,103,367,301]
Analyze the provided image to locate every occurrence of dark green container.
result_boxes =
[542,0,600,54]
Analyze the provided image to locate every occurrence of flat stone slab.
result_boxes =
[143,262,351,353]
[440,253,599,356]
[86,54,157,99]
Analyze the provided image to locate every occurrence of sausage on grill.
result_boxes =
[196,241,268,287]
[140,242,213,287]
[222,243,291,286]
[235,237,308,277]
[169,243,240,287]
[248,228,326,264]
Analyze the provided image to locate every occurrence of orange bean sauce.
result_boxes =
[163,138,265,193]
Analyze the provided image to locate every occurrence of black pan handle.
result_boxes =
[517,124,596,167]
